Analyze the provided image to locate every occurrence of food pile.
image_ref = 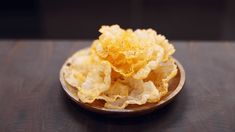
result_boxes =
[62,25,177,109]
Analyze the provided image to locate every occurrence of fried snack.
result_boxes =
[62,48,111,103]
[61,25,177,109]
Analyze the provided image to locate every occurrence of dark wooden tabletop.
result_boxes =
[0,40,234,132]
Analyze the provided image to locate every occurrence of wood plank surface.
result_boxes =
[0,40,234,132]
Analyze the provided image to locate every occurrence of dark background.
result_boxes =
[0,0,235,40]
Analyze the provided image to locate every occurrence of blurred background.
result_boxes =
[0,0,235,40]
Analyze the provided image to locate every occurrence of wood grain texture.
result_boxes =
[0,40,235,132]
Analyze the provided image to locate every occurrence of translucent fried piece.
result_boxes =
[155,35,175,61]
[91,26,148,77]
[62,25,178,110]
[144,57,178,96]
[77,61,111,103]
[62,48,112,103]
[97,79,129,102]
[132,45,163,79]
[92,25,175,79]
[134,29,175,61]
[104,57,177,109]
[63,48,91,88]
[104,78,160,109]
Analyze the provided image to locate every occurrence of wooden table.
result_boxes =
[0,40,234,132]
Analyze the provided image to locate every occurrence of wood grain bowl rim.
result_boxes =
[59,57,185,115]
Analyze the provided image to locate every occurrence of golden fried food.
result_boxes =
[61,25,177,109]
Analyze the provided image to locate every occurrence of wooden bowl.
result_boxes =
[59,58,185,117]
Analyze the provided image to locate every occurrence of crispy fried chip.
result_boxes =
[97,79,129,102]
[134,29,175,61]
[62,25,178,109]
[63,48,91,88]
[62,48,111,103]
[104,78,160,109]
[144,57,178,96]
[132,44,163,79]
[91,25,175,79]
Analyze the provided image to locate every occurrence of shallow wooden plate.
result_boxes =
[60,58,185,117]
